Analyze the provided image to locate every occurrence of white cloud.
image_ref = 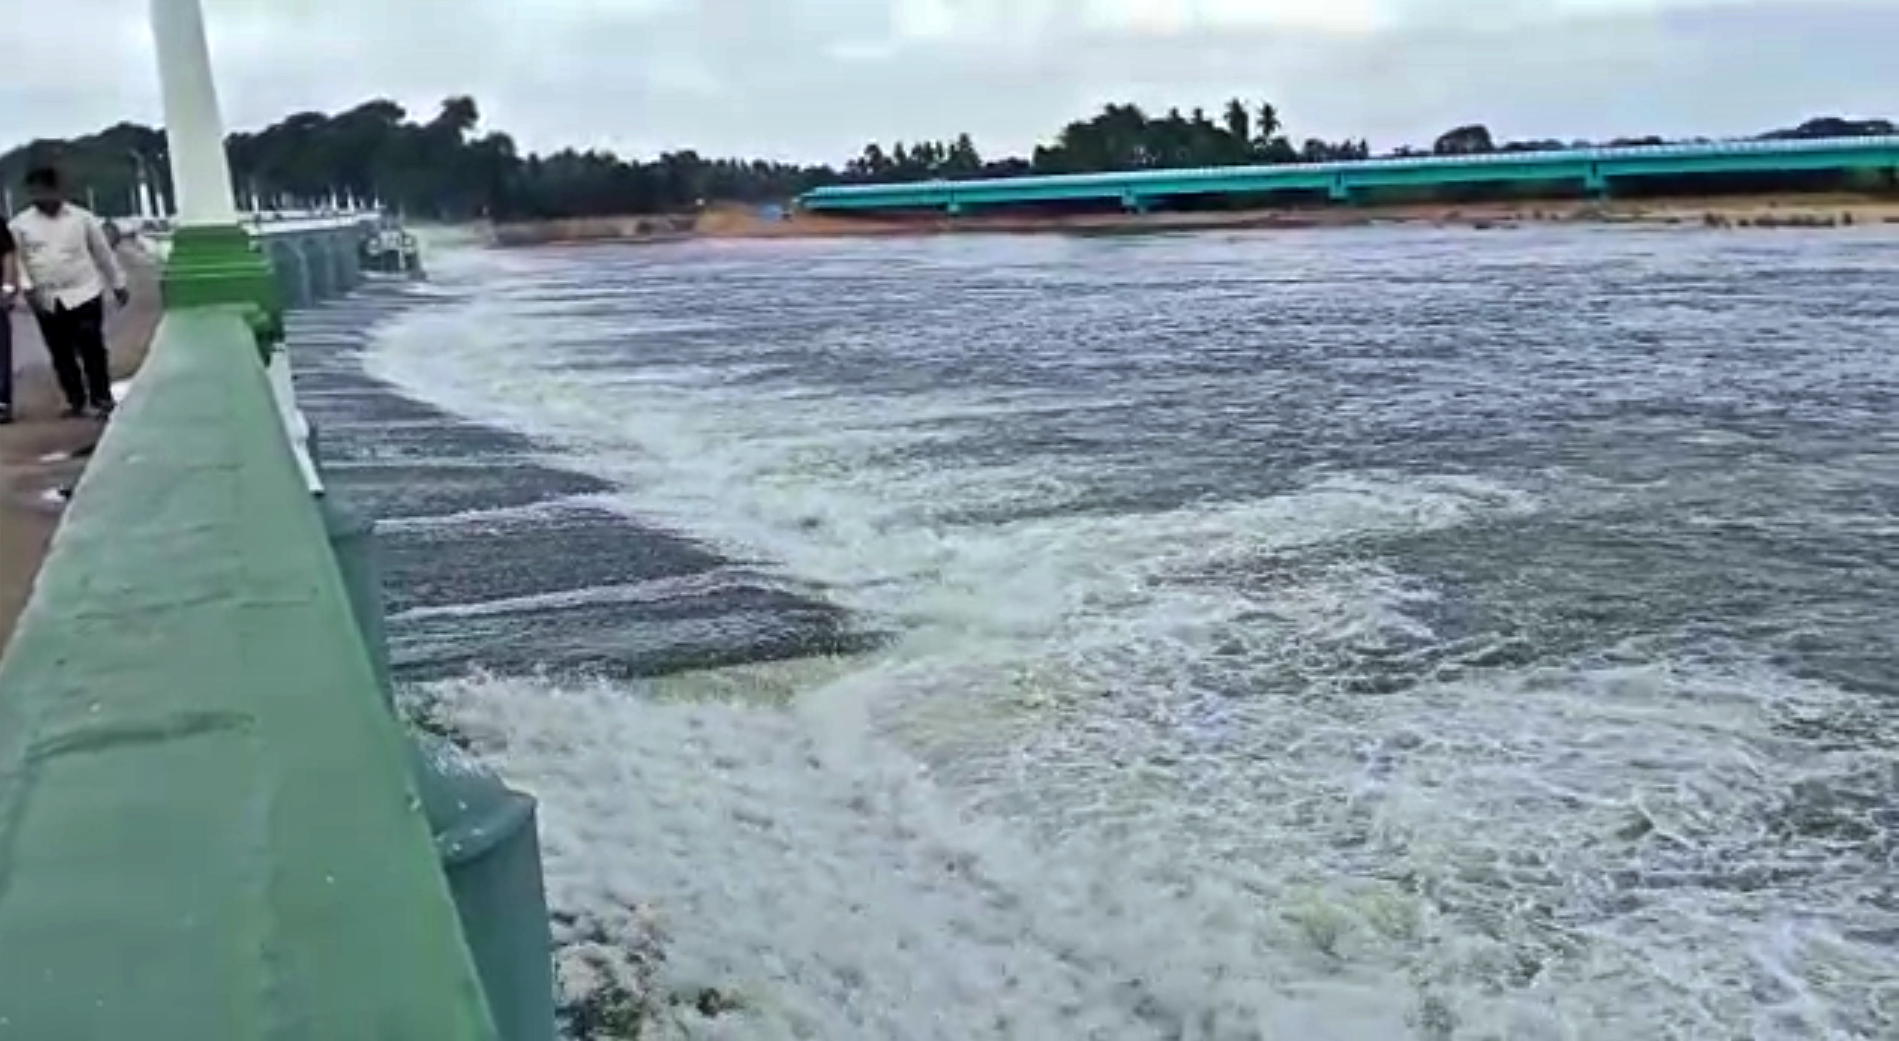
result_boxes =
[3,0,1893,165]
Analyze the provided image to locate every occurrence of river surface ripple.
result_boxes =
[330,225,1897,1039]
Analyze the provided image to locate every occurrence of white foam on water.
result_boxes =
[372,244,1897,1038]
[373,496,593,534]
[430,670,1431,1039]
[366,296,1536,623]
[389,568,779,625]
[421,638,1896,1038]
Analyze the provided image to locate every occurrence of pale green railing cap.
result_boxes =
[0,308,498,1039]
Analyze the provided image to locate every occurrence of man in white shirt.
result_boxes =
[10,165,129,419]
[0,219,16,423]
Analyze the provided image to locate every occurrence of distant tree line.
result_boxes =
[1,96,1891,223]
[843,101,1370,184]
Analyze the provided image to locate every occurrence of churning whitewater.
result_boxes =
[331,227,1895,1038]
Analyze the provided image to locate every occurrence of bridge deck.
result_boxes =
[800,135,1899,213]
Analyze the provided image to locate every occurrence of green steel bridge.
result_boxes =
[0,2,552,1038]
[799,135,1899,214]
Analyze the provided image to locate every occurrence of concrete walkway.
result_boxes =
[0,251,161,655]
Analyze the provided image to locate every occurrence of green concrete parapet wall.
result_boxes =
[0,224,553,1039]
[0,308,497,1038]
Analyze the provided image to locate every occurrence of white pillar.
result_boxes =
[134,163,155,221]
[149,0,238,227]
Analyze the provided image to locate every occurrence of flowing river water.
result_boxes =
[292,225,1897,1039]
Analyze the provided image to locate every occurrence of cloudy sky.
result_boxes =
[7,0,1896,163]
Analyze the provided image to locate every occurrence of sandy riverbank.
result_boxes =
[488,193,1899,248]
[0,251,161,656]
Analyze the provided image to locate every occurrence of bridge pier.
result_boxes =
[332,228,365,290]
[1328,176,1353,204]
[1122,192,1150,215]
[268,238,312,309]
[1584,166,1611,200]
[313,229,358,295]
[300,236,338,302]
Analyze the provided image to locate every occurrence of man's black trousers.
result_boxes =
[34,296,112,410]
[0,307,13,413]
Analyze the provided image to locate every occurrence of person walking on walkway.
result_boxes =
[0,218,17,424]
[8,165,129,419]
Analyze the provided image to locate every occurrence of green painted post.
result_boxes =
[412,739,559,1041]
[163,223,282,345]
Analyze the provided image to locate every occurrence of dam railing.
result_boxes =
[0,219,554,1039]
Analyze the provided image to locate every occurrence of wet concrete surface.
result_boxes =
[289,288,877,684]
